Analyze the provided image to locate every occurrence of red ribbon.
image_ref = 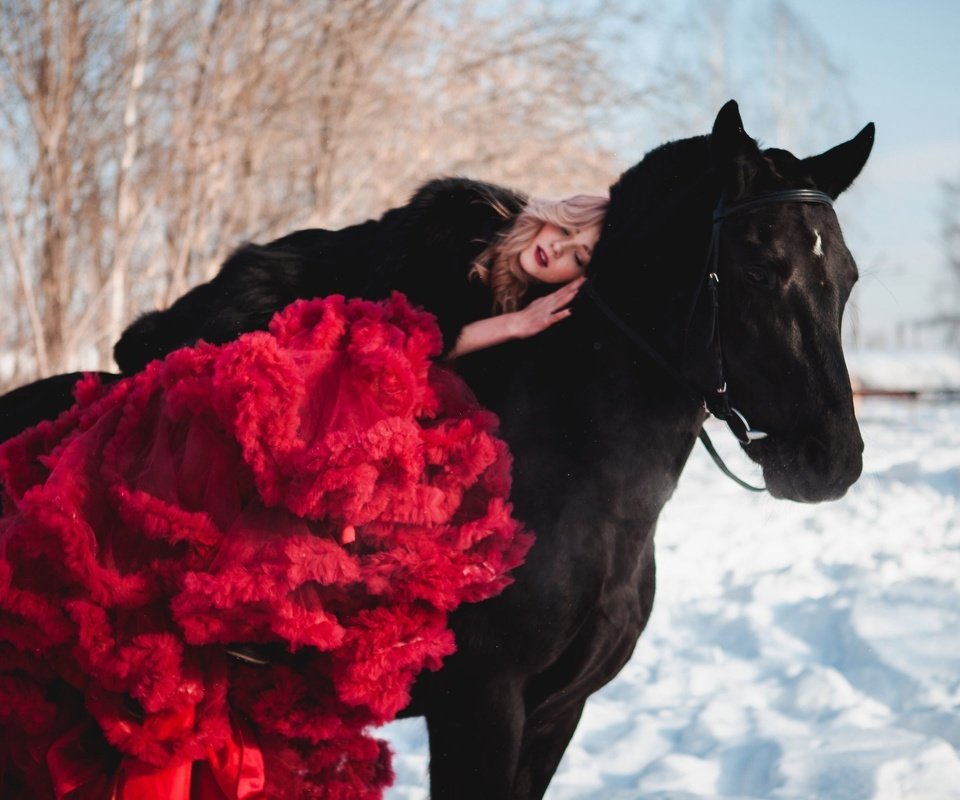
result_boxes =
[112,758,192,800]
[196,715,266,799]
[46,722,113,799]
[44,709,265,799]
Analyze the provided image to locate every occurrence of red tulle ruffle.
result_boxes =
[0,294,532,798]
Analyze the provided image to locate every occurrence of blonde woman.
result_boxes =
[450,193,607,357]
[113,178,609,374]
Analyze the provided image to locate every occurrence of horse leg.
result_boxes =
[422,675,525,800]
[510,696,587,800]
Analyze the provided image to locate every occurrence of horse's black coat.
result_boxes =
[0,103,874,799]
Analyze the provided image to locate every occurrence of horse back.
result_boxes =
[0,372,119,443]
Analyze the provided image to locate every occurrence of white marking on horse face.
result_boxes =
[813,230,824,258]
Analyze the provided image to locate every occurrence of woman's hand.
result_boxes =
[445,277,585,359]
[509,276,586,340]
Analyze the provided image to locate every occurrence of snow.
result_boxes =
[379,357,960,799]
[846,348,960,392]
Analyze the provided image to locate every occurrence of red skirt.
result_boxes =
[0,294,532,799]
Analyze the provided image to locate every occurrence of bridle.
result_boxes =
[584,187,835,492]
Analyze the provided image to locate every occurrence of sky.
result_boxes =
[798,0,960,346]
[619,1,960,347]
[752,0,960,343]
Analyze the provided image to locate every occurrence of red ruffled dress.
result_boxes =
[0,294,532,799]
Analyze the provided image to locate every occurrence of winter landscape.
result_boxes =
[382,350,960,800]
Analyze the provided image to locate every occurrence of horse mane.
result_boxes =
[609,134,713,219]
[585,134,715,347]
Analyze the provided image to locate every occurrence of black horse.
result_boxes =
[0,102,873,799]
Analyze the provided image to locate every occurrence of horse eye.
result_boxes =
[744,267,774,288]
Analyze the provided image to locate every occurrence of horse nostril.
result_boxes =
[802,432,862,488]
[802,436,831,478]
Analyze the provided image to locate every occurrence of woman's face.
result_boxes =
[519,222,601,284]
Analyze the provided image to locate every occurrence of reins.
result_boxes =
[584,187,835,493]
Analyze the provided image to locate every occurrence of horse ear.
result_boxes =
[711,100,761,199]
[802,123,876,199]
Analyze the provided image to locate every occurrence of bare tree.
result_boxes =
[763,1,855,153]
[1,0,655,390]
[941,176,960,343]
[1,1,97,375]
[944,179,960,284]
[650,0,854,154]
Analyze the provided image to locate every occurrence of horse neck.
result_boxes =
[591,152,719,347]
[562,151,719,514]
[579,316,707,513]
[494,313,707,533]
[492,141,719,526]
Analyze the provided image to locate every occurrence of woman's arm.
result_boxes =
[445,277,585,359]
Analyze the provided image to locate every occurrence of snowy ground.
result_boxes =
[380,379,960,798]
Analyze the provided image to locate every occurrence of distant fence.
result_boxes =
[854,388,960,401]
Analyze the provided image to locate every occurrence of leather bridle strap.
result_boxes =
[713,188,835,221]
[701,189,835,443]
[582,279,766,490]
[586,277,766,490]
[583,187,835,493]
[581,279,689,390]
[697,426,768,492]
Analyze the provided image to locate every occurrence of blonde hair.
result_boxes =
[472,194,608,313]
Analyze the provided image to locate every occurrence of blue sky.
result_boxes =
[799,0,960,344]
[621,1,960,345]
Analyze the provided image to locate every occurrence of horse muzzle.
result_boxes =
[749,420,864,503]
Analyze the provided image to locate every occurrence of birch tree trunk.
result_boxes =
[0,0,656,388]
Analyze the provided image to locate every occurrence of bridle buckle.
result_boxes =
[730,407,768,443]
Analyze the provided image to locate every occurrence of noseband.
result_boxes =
[584,187,835,491]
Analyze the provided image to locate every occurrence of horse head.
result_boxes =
[708,101,873,501]
[590,101,874,503]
